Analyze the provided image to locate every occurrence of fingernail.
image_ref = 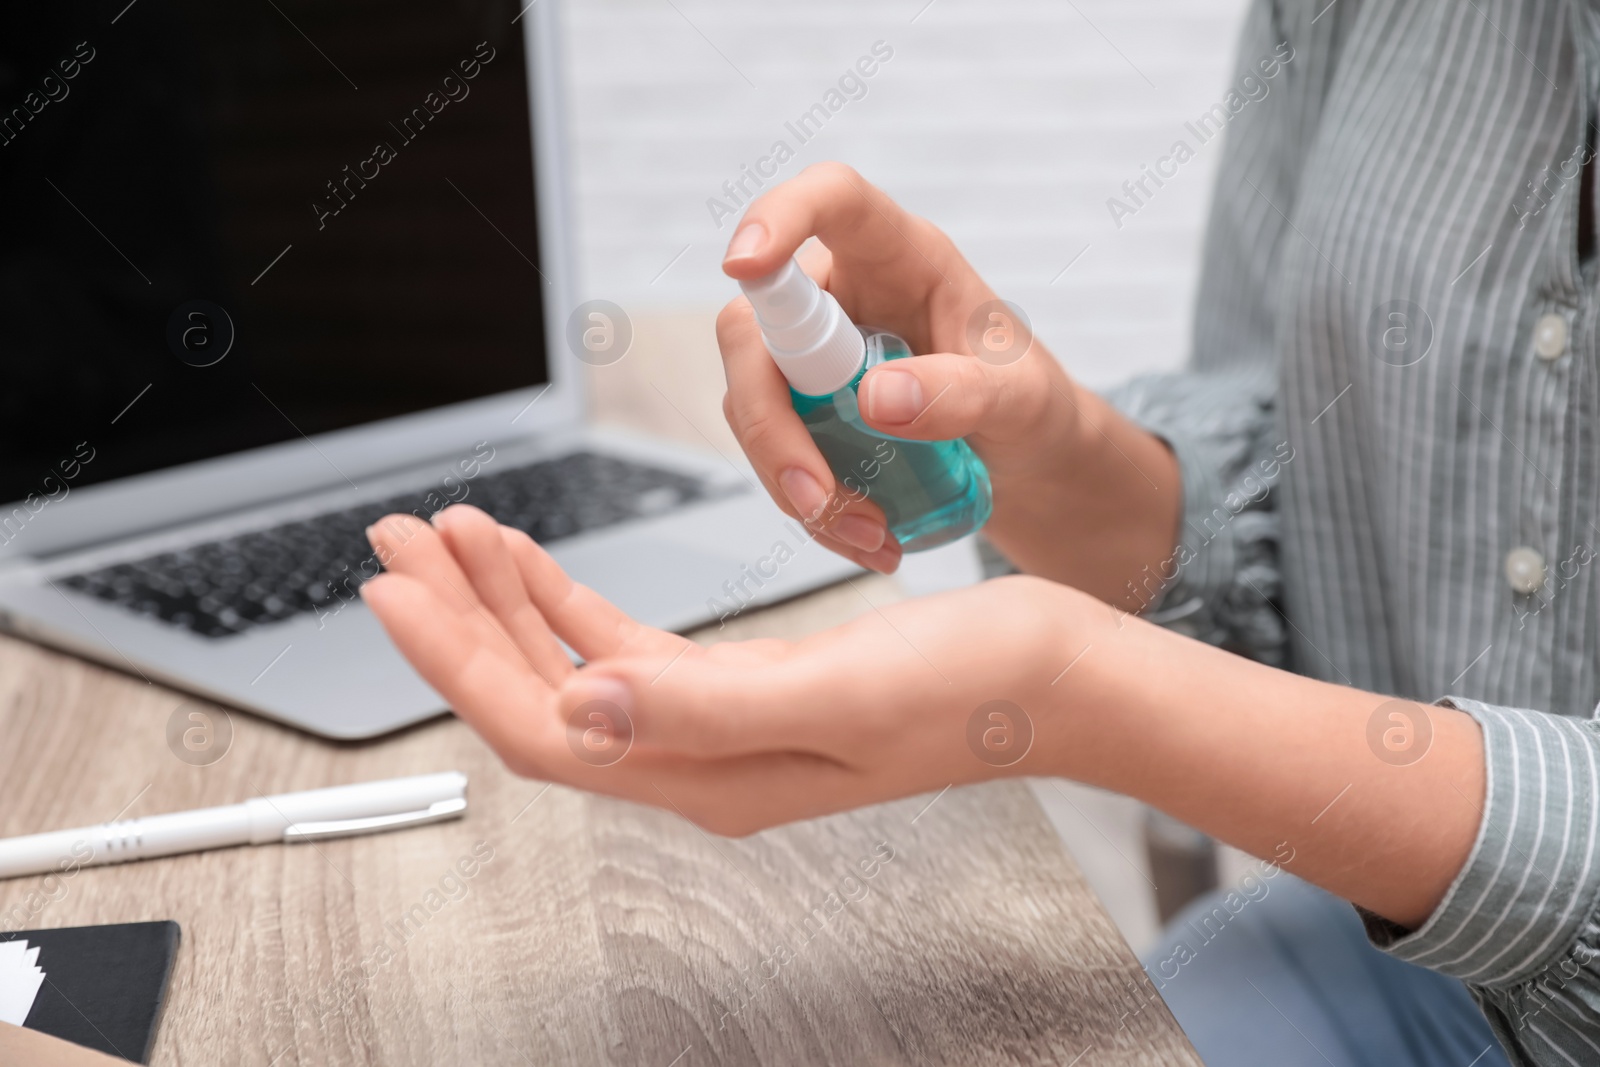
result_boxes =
[866,369,924,423]
[724,221,768,263]
[364,524,378,547]
[834,514,887,553]
[779,467,830,524]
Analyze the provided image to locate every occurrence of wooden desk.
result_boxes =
[0,585,1197,1067]
[0,315,1199,1065]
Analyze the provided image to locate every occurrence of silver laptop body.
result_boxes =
[0,1,854,738]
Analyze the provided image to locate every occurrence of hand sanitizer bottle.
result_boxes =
[739,258,992,551]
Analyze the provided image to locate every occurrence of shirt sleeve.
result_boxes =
[1101,0,1344,668]
[1106,367,1288,668]
[1101,8,1600,1066]
[1358,700,1600,1065]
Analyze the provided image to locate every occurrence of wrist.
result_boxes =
[984,379,1182,604]
[1061,386,1181,537]
[975,576,1112,782]
[978,356,1083,487]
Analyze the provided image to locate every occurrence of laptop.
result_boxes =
[0,0,856,738]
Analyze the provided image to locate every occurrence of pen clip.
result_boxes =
[282,797,468,842]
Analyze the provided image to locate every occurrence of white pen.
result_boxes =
[0,771,468,880]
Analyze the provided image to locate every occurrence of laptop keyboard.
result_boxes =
[61,451,726,639]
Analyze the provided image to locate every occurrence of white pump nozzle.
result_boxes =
[739,258,867,397]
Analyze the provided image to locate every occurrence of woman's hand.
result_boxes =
[360,504,1079,836]
[717,163,1181,604]
[364,504,1488,928]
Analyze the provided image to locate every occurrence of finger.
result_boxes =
[362,573,703,790]
[765,459,902,566]
[857,352,1049,444]
[794,240,833,286]
[360,573,559,770]
[715,294,825,504]
[498,526,663,661]
[366,513,485,619]
[720,163,945,300]
[432,505,574,686]
[716,297,900,558]
[814,528,901,575]
[555,650,862,762]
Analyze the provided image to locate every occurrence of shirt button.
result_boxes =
[1505,546,1547,594]
[1534,313,1568,361]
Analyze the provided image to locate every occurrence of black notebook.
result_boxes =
[0,922,180,1064]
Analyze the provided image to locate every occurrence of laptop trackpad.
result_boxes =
[553,537,740,632]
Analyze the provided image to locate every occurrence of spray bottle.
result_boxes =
[739,259,992,551]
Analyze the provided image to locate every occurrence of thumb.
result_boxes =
[558,654,826,761]
[858,353,1041,443]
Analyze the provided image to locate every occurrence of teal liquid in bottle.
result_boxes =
[791,329,991,550]
[740,260,992,551]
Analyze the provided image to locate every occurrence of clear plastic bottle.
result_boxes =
[740,259,992,551]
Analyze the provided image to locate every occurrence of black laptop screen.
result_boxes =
[0,0,548,504]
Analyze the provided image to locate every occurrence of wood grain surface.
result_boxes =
[0,319,1198,1064]
[0,581,1199,1066]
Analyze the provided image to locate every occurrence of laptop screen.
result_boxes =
[0,1,548,505]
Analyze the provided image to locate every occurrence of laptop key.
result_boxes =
[60,451,730,639]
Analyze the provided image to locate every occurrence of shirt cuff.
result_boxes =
[1360,699,1600,988]
[1102,369,1287,664]
[1140,423,1234,625]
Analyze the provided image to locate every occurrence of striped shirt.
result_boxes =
[1109,1,1600,1062]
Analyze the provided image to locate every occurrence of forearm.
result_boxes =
[983,381,1182,611]
[1042,589,1485,927]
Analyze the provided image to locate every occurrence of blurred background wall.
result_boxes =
[563,0,1257,951]
[563,0,1252,390]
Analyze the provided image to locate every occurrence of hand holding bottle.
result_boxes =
[738,258,993,552]
[717,164,1181,603]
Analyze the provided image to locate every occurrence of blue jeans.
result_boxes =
[1141,874,1510,1067]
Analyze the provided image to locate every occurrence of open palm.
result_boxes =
[360,505,1077,834]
